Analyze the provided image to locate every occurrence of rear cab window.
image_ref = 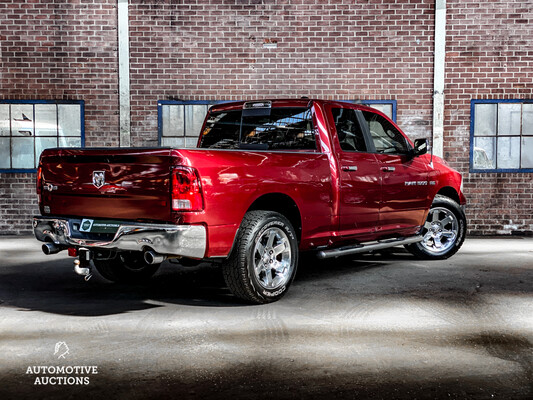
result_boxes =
[199,105,316,151]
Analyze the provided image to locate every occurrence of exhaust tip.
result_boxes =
[42,243,61,255]
[144,250,166,265]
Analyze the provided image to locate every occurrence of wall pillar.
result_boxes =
[432,0,446,158]
[118,0,131,147]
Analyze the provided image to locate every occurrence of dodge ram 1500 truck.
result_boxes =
[34,99,466,303]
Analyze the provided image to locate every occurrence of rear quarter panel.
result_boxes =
[173,149,334,257]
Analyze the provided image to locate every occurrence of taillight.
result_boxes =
[171,166,203,211]
[36,166,43,203]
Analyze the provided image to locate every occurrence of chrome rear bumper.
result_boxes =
[33,217,206,259]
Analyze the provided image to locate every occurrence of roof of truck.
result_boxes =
[208,99,385,116]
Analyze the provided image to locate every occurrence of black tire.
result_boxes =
[93,252,161,283]
[406,195,466,260]
[222,211,299,304]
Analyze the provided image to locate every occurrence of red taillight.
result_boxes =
[171,166,203,211]
[36,166,43,202]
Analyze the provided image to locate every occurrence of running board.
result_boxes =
[316,235,423,259]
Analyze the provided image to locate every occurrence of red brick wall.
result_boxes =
[1,0,531,235]
[0,0,119,234]
[445,0,533,235]
[128,0,436,146]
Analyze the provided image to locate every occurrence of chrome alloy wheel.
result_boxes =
[253,227,292,290]
[421,207,459,255]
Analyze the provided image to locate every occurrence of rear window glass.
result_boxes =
[199,107,316,151]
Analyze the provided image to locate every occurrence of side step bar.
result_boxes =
[317,235,423,259]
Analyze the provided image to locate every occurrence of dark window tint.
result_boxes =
[362,111,408,155]
[200,107,316,151]
[331,108,367,152]
[199,111,241,149]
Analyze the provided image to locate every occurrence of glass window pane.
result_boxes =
[332,108,367,152]
[58,104,81,137]
[0,104,10,136]
[521,137,533,169]
[474,103,496,136]
[11,104,34,137]
[367,104,393,119]
[185,137,198,148]
[363,111,408,154]
[12,137,34,168]
[0,138,10,168]
[35,104,57,136]
[523,104,533,135]
[497,137,520,169]
[161,137,185,147]
[498,103,521,136]
[162,105,184,137]
[473,137,496,169]
[58,137,81,147]
[185,105,208,137]
[36,137,57,162]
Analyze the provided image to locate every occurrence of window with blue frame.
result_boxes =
[471,99,533,172]
[0,100,84,172]
[158,100,396,148]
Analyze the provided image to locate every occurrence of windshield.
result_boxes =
[199,107,316,151]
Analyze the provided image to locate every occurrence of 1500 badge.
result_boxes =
[405,181,428,186]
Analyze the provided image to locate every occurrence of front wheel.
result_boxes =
[93,252,161,283]
[222,211,298,304]
[406,195,466,260]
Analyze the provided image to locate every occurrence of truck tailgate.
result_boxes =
[39,148,173,222]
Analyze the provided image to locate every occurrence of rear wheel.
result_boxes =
[222,211,298,304]
[93,252,160,283]
[406,195,466,259]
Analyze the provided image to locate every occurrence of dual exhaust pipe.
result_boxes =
[41,243,168,265]
[143,250,167,265]
[42,243,62,255]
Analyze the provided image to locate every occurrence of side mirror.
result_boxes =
[413,138,429,157]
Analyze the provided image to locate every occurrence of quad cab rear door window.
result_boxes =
[199,107,316,151]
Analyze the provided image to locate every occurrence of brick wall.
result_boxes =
[0,0,119,234]
[0,0,531,235]
[445,0,533,234]
[128,0,436,146]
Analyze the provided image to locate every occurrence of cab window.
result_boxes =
[362,111,409,155]
[331,108,367,152]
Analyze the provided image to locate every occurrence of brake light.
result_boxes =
[171,166,203,211]
[36,166,43,203]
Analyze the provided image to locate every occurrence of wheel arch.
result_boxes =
[436,186,460,204]
[246,193,302,243]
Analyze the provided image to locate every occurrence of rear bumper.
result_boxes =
[33,216,207,259]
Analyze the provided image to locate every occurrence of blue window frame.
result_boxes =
[0,100,85,173]
[157,99,397,148]
[470,99,533,173]
[157,100,224,147]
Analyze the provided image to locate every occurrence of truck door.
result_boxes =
[360,110,430,236]
[328,106,382,241]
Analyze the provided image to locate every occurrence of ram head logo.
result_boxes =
[92,171,105,189]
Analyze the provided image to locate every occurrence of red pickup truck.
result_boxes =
[34,99,466,303]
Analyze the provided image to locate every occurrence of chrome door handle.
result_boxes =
[341,166,358,172]
[381,166,396,172]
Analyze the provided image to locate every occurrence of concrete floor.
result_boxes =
[0,236,532,399]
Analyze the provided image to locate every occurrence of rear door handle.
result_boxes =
[341,166,358,172]
[381,166,396,172]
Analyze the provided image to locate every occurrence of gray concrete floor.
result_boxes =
[0,236,532,399]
